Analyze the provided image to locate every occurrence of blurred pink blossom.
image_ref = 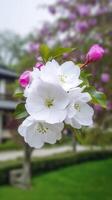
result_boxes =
[75,21,89,32]
[28,43,39,53]
[77,4,90,16]
[101,73,110,83]
[68,13,76,20]
[48,6,56,14]
[107,102,112,110]
[98,87,104,92]
[94,104,102,112]
[88,18,97,26]
[58,21,69,32]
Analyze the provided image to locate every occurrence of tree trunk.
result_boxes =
[22,143,32,188]
[10,143,33,189]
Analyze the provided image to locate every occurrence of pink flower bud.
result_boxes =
[19,71,31,88]
[86,44,105,63]
[35,63,44,70]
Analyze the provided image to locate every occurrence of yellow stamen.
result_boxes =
[45,98,54,108]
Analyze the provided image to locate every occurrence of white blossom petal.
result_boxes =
[40,60,59,84]
[74,103,94,126]
[18,117,64,148]
[78,93,92,102]
[25,81,69,123]
[61,61,80,78]
[65,117,81,129]
[18,116,33,137]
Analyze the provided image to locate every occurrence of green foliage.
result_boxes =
[80,71,107,108]
[0,31,25,66]
[77,127,112,146]
[0,150,112,186]
[0,136,71,151]
[80,71,91,87]
[51,46,76,59]
[14,91,24,98]
[0,140,22,152]
[14,103,28,119]
[90,90,107,108]
[84,86,107,108]
[15,53,36,73]
[39,44,51,62]
[39,44,76,62]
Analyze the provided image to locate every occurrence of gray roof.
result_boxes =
[0,65,18,79]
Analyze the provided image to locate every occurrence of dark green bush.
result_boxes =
[0,150,112,185]
[0,140,22,151]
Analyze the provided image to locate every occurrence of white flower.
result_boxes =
[18,116,64,148]
[25,81,69,124]
[40,60,82,91]
[24,67,41,97]
[65,90,94,129]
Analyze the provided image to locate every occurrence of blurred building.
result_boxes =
[0,65,18,142]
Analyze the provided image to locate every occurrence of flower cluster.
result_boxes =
[18,59,94,148]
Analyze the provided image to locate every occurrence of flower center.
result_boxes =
[59,75,67,83]
[37,123,48,134]
[74,103,80,111]
[45,98,54,108]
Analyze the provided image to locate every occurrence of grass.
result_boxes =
[0,158,112,200]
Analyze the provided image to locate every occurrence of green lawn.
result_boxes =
[0,159,112,200]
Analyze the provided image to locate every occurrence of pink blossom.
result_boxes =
[19,71,31,88]
[48,6,56,14]
[77,4,90,16]
[58,21,69,32]
[68,13,76,20]
[88,18,97,26]
[86,44,105,63]
[98,87,104,92]
[94,104,102,112]
[101,73,110,83]
[63,53,69,59]
[28,43,39,53]
[75,21,89,33]
[35,63,44,70]
[97,6,108,15]
[107,102,112,110]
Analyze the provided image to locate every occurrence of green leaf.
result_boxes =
[80,71,91,87]
[39,44,77,62]
[89,89,107,108]
[84,85,107,108]
[14,103,28,119]
[14,92,24,98]
[39,44,51,62]
[51,47,76,59]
